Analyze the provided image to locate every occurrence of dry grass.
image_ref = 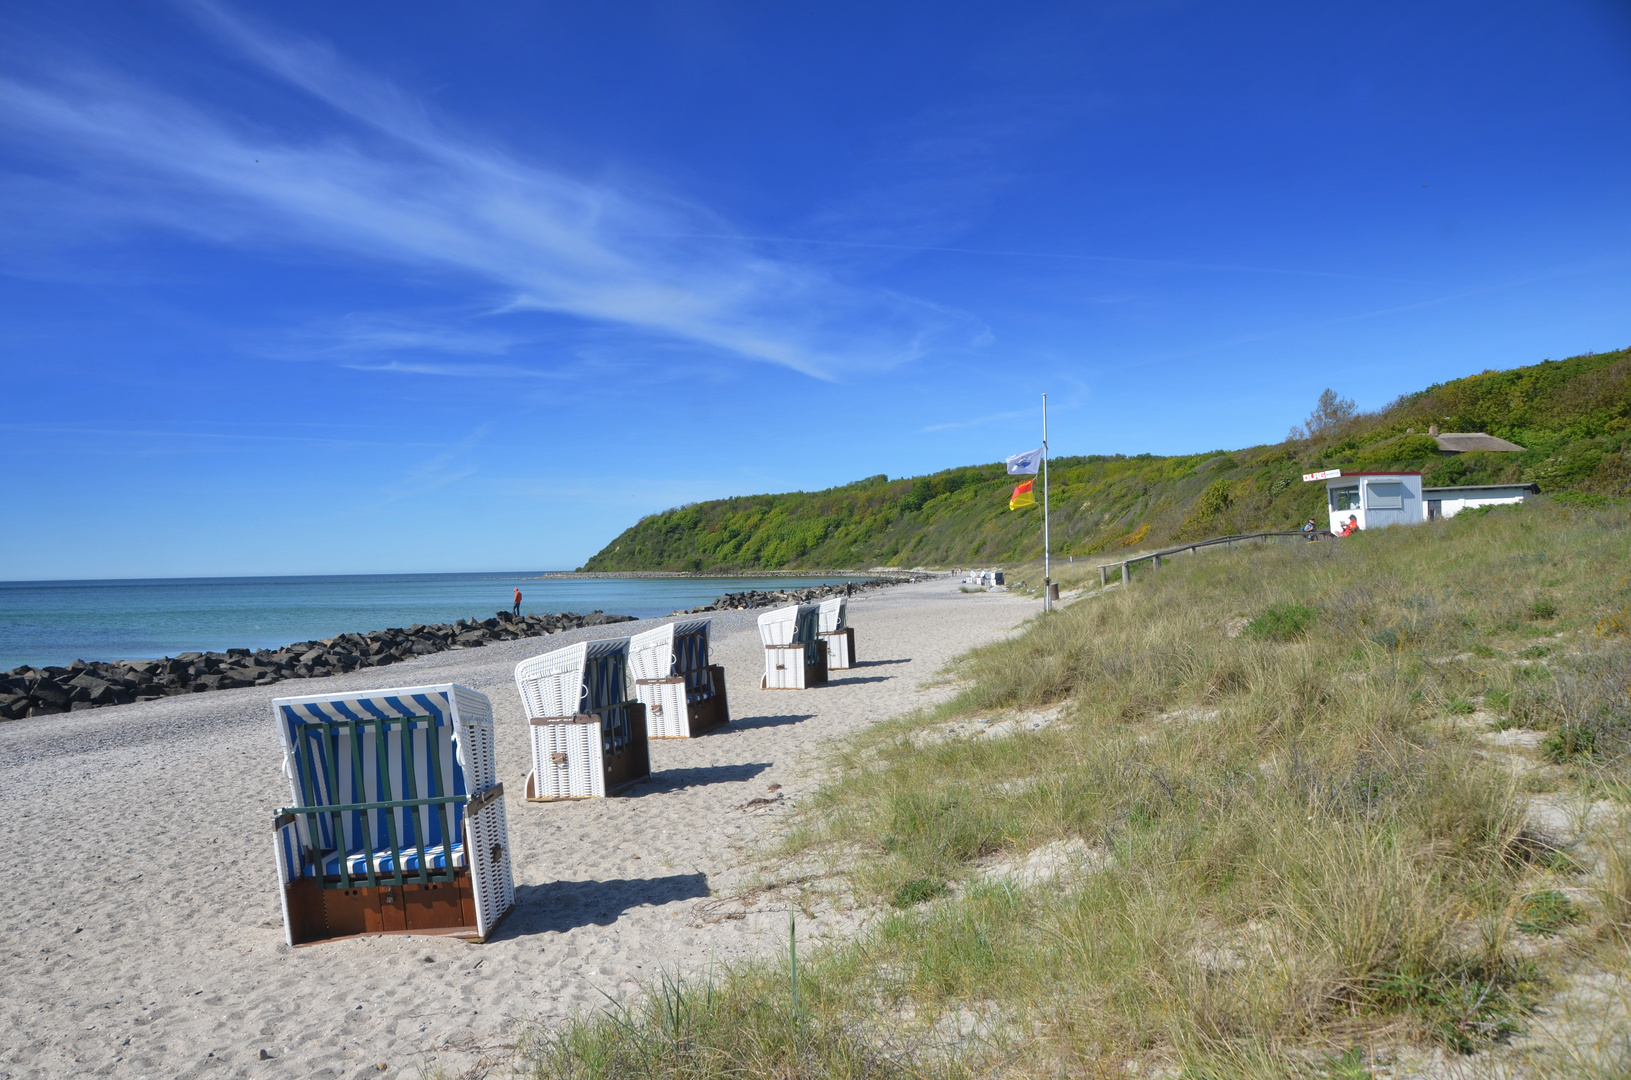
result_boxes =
[520,499,1631,1078]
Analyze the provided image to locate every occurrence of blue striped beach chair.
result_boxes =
[629,618,730,738]
[816,596,856,670]
[271,683,515,947]
[757,604,828,689]
[515,638,650,799]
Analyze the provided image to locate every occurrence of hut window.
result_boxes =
[1367,483,1404,510]
[1330,486,1360,511]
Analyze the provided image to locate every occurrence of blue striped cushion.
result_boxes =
[312,841,466,878]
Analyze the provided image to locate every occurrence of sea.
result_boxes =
[0,572,862,671]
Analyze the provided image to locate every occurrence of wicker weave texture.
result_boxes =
[466,795,515,938]
[527,719,604,798]
[637,679,691,738]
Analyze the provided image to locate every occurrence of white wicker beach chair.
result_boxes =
[628,619,730,738]
[515,638,650,800]
[816,596,856,670]
[271,683,515,947]
[757,604,828,689]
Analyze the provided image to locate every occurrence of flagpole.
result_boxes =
[1042,393,1051,612]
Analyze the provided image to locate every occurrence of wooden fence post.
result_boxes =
[1121,563,1130,586]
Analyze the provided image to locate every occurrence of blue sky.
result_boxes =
[2,1,1628,579]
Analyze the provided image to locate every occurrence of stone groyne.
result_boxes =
[1,609,633,720]
[679,574,913,613]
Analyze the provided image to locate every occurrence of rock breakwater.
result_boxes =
[0,609,634,720]
[680,575,910,613]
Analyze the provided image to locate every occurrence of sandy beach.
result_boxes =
[0,577,1034,1079]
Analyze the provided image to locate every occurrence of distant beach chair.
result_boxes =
[816,596,856,670]
[757,603,828,689]
[515,638,650,799]
[628,618,730,738]
[271,683,515,947]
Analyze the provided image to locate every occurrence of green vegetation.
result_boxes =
[1543,723,1599,763]
[582,347,1631,572]
[528,500,1631,1078]
[1244,602,1318,642]
[1515,890,1582,935]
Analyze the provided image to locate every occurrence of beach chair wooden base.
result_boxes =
[282,872,485,946]
[819,628,856,670]
[760,641,829,690]
[637,664,731,738]
[523,703,650,799]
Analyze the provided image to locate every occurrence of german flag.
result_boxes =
[1009,480,1035,510]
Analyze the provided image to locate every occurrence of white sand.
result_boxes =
[0,577,1033,1079]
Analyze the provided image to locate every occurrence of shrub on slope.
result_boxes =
[581,347,1631,571]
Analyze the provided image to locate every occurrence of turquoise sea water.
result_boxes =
[0,572,860,671]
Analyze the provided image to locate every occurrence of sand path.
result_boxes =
[0,578,1032,1079]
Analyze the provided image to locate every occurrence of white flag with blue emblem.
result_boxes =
[1005,447,1042,475]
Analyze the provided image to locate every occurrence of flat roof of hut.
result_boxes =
[1431,432,1527,453]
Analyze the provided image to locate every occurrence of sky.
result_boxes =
[1,1,1628,579]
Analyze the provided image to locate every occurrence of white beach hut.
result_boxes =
[1423,483,1540,521]
[515,639,650,800]
[757,603,827,689]
[628,618,730,738]
[271,682,515,947]
[816,596,856,670]
[1322,472,1424,533]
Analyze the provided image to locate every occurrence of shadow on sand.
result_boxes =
[723,712,813,732]
[626,761,772,794]
[501,873,711,936]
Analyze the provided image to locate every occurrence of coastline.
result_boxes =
[529,569,924,579]
[1,578,916,721]
[0,576,1034,1078]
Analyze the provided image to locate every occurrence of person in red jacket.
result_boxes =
[1338,515,1359,537]
[512,588,522,617]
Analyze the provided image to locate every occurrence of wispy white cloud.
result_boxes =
[921,409,1033,432]
[366,425,489,509]
[292,314,522,359]
[0,2,971,379]
[0,422,447,451]
[338,359,560,380]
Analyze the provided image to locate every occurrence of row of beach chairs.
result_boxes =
[268,597,858,947]
[758,595,854,689]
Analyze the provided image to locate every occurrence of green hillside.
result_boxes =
[581,347,1631,572]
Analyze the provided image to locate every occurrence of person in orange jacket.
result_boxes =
[1338,515,1359,537]
[513,587,522,617]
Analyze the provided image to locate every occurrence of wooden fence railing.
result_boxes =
[1097,531,1310,587]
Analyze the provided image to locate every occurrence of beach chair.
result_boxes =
[816,596,856,670]
[757,604,828,689]
[271,683,515,947]
[628,618,730,738]
[515,638,650,799]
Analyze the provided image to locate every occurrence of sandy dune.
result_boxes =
[0,577,1032,1079]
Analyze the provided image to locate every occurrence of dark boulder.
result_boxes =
[30,681,70,709]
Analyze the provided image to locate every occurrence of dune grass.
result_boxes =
[520,499,1631,1078]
